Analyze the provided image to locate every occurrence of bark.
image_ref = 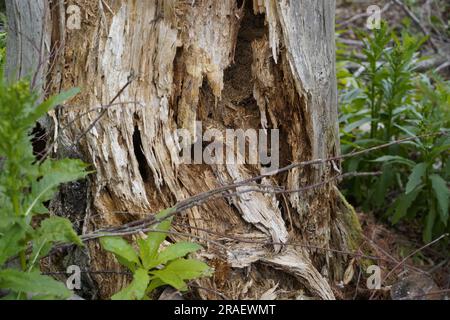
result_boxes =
[6,0,360,300]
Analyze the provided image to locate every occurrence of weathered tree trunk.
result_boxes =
[6,0,360,300]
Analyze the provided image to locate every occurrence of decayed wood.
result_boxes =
[5,0,50,88]
[6,0,357,300]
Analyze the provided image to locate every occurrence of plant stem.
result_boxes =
[11,163,27,271]
[19,252,27,271]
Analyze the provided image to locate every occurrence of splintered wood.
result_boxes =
[6,0,357,300]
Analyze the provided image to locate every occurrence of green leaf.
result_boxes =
[429,144,450,161]
[392,186,423,224]
[146,278,166,295]
[153,242,202,268]
[100,237,140,268]
[424,205,437,243]
[111,268,150,300]
[372,165,394,208]
[151,269,186,291]
[343,118,372,133]
[25,88,80,124]
[137,238,154,271]
[0,222,27,265]
[346,158,361,173]
[372,155,416,167]
[139,208,175,268]
[31,217,82,262]
[430,175,449,225]
[116,256,138,272]
[151,259,212,291]
[0,269,71,299]
[168,258,213,279]
[155,207,176,220]
[26,159,89,216]
[394,124,421,145]
[405,163,428,194]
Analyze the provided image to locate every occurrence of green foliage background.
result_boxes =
[0,73,89,299]
[338,23,450,243]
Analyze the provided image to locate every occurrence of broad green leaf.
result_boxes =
[153,242,202,268]
[166,259,212,280]
[0,269,71,299]
[0,216,25,230]
[393,124,419,142]
[392,186,423,224]
[100,237,140,268]
[343,118,372,133]
[137,238,154,271]
[155,207,176,220]
[372,155,416,167]
[347,158,361,173]
[0,223,27,265]
[32,202,50,215]
[111,268,149,300]
[116,256,138,272]
[146,278,166,294]
[25,88,80,124]
[430,175,449,225]
[151,268,186,291]
[372,166,394,208]
[424,205,437,243]
[139,220,171,268]
[151,259,212,291]
[429,144,450,161]
[26,159,89,216]
[405,163,428,194]
[31,217,83,262]
[139,208,176,267]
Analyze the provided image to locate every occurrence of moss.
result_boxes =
[335,188,376,270]
[330,187,365,280]
[336,187,362,251]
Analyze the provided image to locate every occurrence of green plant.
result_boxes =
[100,209,213,300]
[338,23,450,242]
[0,76,89,299]
[382,74,450,242]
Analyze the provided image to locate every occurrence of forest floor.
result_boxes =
[344,212,450,299]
